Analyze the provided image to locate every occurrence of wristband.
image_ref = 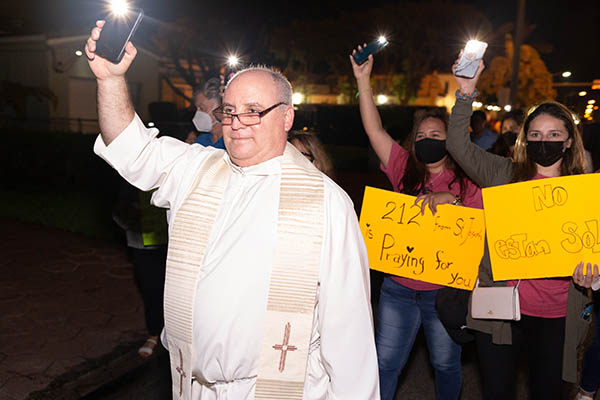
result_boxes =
[455,89,480,101]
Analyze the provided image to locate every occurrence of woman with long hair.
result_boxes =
[288,131,335,179]
[447,58,598,400]
[350,47,482,400]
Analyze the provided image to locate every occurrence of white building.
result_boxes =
[0,34,161,133]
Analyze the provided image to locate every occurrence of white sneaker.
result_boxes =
[576,392,595,400]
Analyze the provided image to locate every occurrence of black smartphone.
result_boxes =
[95,9,144,64]
[454,40,487,79]
[352,37,389,65]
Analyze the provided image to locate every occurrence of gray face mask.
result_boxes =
[192,110,213,132]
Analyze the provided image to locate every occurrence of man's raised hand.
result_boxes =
[85,20,137,80]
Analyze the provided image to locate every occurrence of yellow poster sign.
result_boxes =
[483,174,600,280]
[359,186,485,290]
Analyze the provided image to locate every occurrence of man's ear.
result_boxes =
[283,105,294,132]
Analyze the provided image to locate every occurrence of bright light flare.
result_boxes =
[109,0,129,16]
[464,39,485,53]
[504,105,512,112]
[377,36,388,45]
[472,101,483,109]
[376,94,388,104]
[588,99,596,105]
[579,91,587,97]
[561,71,572,78]
[292,92,304,105]
[75,50,83,57]
[227,55,239,67]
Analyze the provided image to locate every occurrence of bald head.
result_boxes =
[226,66,293,106]
[221,67,295,167]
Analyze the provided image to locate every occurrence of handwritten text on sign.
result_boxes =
[359,186,485,290]
[483,174,600,280]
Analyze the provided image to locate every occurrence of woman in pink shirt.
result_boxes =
[351,47,482,400]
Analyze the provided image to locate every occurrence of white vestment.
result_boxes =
[94,114,380,400]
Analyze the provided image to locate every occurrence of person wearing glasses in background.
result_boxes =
[85,21,379,400]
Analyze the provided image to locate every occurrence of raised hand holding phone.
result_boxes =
[350,44,375,81]
[86,20,138,80]
[352,36,389,65]
[452,51,485,94]
[454,40,487,79]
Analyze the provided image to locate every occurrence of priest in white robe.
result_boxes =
[85,20,379,400]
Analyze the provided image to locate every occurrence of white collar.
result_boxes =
[224,153,283,176]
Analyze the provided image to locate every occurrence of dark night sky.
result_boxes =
[3,0,599,81]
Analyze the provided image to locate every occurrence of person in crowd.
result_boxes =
[470,110,497,150]
[490,109,525,158]
[112,182,168,358]
[351,46,482,400]
[288,131,335,178]
[86,21,379,400]
[448,58,598,400]
[191,77,225,149]
[576,292,600,400]
[573,262,600,400]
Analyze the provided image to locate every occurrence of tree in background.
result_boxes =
[478,34,556,107]
[269,1,491,105]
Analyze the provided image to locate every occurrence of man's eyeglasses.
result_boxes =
[213,102,287,126]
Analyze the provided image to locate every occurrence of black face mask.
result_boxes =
[526,140,566,167]
[502,131,517,147]
[414,138,447,164]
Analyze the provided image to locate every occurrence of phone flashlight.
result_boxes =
[95,7,144,64]
[352,36,389,65]
[109,0,129,16]
[454,39,488,79]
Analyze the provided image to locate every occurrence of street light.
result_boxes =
[561,71,572,78]
[579,91,588,97]
[588,99,596,105]
[376,94,388,104]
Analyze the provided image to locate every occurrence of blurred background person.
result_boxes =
[470,110,497,150]
[351,46,483,400]
[113,182,168,359]
[490,109,525,158]
[187,77,225,148]
[288,131,335,179]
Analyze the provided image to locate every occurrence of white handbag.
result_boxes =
[471,279,521,321]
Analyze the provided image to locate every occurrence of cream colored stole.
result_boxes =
[164,143,324,400]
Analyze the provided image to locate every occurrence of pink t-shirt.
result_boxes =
[507,173,570,318]
[381,142,483,291]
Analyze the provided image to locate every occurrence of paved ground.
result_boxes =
[0,218,148,400]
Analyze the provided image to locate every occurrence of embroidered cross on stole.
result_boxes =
[164,143,324,399]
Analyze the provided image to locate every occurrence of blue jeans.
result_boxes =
[376,277,462,400]
[581,294,600,394]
